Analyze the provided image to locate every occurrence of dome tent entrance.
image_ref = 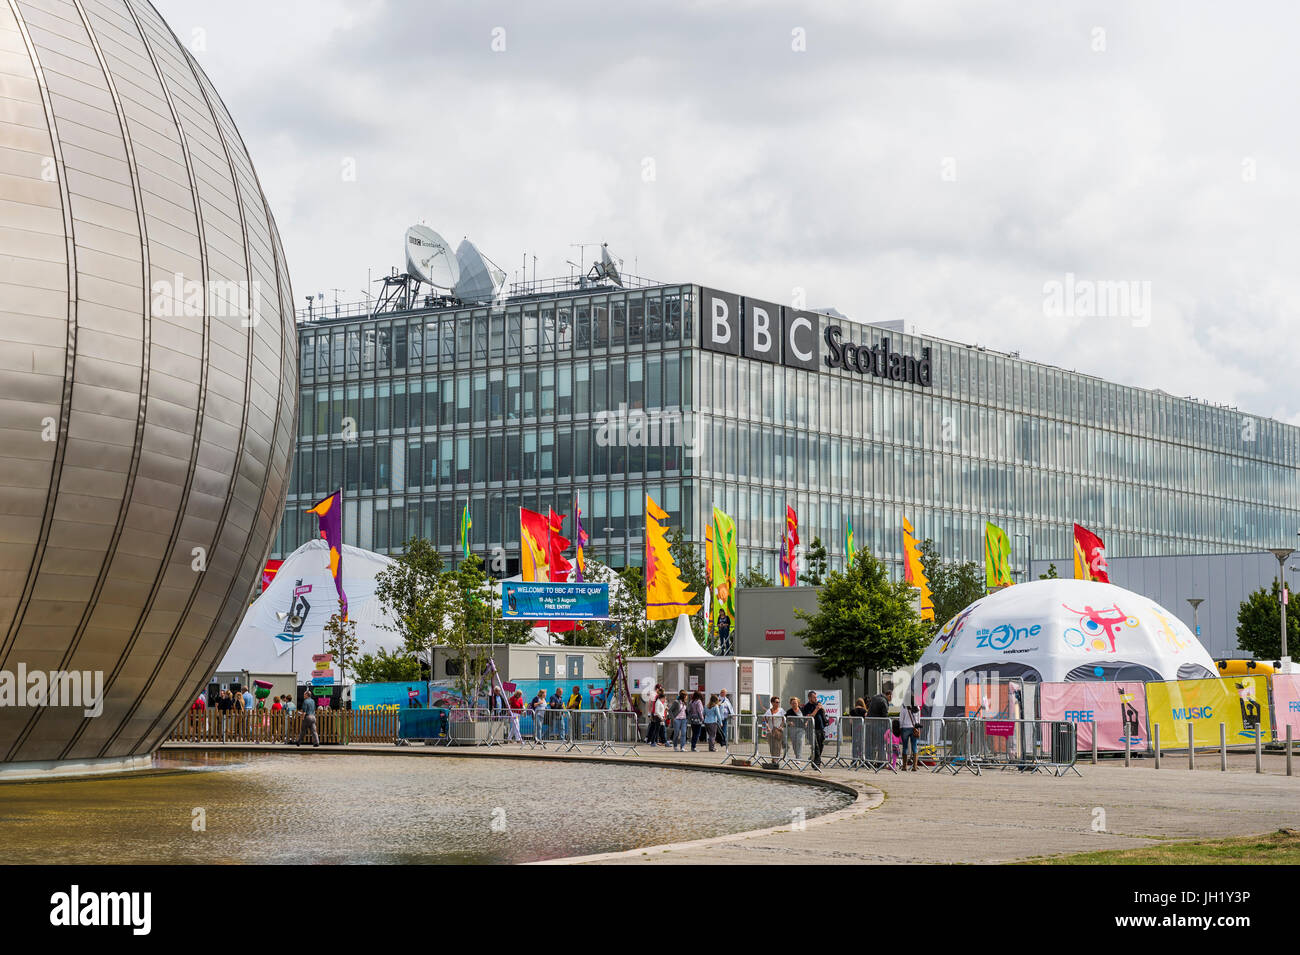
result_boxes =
[915,578,1217,716]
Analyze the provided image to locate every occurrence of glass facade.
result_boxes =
[277,284,1300,581]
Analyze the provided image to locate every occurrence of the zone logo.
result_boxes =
[974,623,1041,650]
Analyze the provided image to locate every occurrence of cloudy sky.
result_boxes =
[156,0,1300,425]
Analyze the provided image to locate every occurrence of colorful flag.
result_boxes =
[573,494,588,582]
[520,507,550,582]
[779,505,799,586]
[305,489,347,620]
[845,518,855,569]
[547,508,572,583]
[705,523,716,638]
[1073,523,1110,582]
[985,521,1014,589]
[711,506,738,625]
[644,494,701,620]
[459,503,472,559]
[902,516,934,621]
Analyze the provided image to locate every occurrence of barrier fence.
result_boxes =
[171,709,399,745]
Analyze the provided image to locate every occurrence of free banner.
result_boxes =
[1271,675,1300,740]
[1039,682,1149,752]
[1145,676,1271,747]
[502,582,608,620]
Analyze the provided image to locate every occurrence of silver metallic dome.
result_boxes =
[0,0,296,767]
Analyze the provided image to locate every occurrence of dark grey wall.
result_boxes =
[735,586,822,657]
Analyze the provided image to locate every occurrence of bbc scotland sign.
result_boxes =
[700,287,932,386]
[501,582,610,620]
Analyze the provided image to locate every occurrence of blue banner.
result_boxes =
[501,582,609,620]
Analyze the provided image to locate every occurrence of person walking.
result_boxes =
[668,690,689,751]
[764,695,785,766]
[646,690,667,746]
[802,691,828,768]
[688,691,706,751]
[703,694,721,752]
[899,696,920,771]
[295,688,320,747]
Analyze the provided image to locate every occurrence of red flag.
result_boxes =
[1073,523,1110,582]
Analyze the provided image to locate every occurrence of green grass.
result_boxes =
[1026,828,1300,864]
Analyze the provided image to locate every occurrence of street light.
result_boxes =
[1267,538,1298,668]
[1186,598,1204,642]
[1012,532,1033,582]
[603,526,616,568]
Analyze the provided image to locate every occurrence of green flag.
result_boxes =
[845,518,855,568]
[985,521,1013,588]
[711,506,738,622]
[460,503,472,559]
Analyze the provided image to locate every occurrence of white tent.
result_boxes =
[654,614,715,660]
[219,539,403,684]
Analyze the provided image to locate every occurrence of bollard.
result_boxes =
[1153,723,1161,769]
[1124,733,1130,766]
[1091,729,1098,766]
[1256,728,1262,774]
[1220,723,1227,771]
[1288,726,1293,777]
[1188,722,1195,770]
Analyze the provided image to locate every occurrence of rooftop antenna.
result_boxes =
[453,237,507,304]
[587,243,623,288]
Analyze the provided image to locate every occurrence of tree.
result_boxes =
[739,564,774,588]
[798,536,829,585]
[1038,563,1059,580]
[322,599,360,686]
[373,537,448,674]
[794,546,930,687]
[1236,580,1300,660]
[353,646,422,684]
[917,538,986,632]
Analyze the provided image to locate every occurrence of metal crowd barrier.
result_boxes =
[966,719,1080,776]
[916,718,980,775]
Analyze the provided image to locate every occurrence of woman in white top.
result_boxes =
[764,696,785,763]
[898,698,920,771]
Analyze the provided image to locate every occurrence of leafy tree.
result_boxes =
[794,546,929,686]
[353,646,422,684]
[917,538,986,632]
[1038,563,1059,580]
[739,564,774,588]
[322,599,360,687]
[373,537,448,672]
[798,536,829,585]
[1236,580,1300,660]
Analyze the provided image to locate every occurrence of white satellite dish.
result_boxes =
[596,243,623,287]
[404,225,459,291]
[453,237,507,303]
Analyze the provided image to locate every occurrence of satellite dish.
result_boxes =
[453,237,507,303]
[598,244,623,287]
[404,225,459,290]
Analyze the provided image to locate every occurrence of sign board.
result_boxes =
[984,721,1015,737]
[312,653,332,665]
[1145,676,1270,747]
[764,629,785,641]
[295,584,313,597]
[739,661,754,695]
[813,689,842,742]
[501,582,609,620]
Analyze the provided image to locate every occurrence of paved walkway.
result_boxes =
[160,742,1300,864]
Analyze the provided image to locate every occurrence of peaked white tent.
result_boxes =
[218,539,404,684]
[654,614,715,660]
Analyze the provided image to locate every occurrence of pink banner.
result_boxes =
[1273,675,1300,739]
[1039,681,1149,752]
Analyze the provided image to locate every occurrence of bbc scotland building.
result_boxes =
[277,280,1300,588]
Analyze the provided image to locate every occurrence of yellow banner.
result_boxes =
[1144,676,1270,747]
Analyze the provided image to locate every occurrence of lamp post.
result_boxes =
[1268,546,1295,666]
[1013,532,1033,582]
[1186,598,1204,642]
[603,525,616,568]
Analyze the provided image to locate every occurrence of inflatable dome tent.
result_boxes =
[916,578,1217,716]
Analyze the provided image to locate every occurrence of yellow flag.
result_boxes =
[902,517,934,621]
[645,495,701,621]
[985,522,1013,589]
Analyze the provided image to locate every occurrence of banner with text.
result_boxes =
[501,582,609,620]
[1270,674,1300,739]
[1144,676,1270,747]
[1039,681,1150,752]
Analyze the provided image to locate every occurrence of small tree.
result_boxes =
[374,537,448,675]
[1236,580,1300,659]
[1038,563,1059,580]
[798,536,829,585]
[794,546,929,689]
[322,599,360,687]
[353,646,422,684]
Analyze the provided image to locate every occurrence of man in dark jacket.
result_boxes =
[802,691,828,768]
[295,689,320,747]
